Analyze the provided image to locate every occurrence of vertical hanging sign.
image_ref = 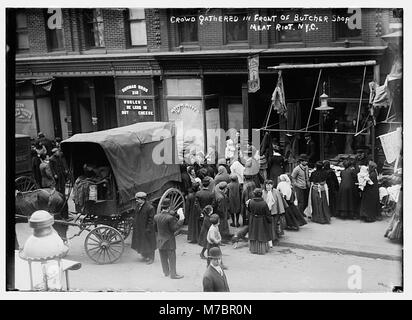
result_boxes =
[248,54,260,93]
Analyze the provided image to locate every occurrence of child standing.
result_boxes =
[206,214,227,269]
[198,205,214,260]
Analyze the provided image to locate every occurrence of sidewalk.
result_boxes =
[182,216,402,261]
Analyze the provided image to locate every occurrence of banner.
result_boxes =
[248,55,260,93]
[379,127,402,163]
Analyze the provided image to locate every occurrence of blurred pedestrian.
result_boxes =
[291,154,310,215]
[262,179,285,245]
[359,161,381,222]
[214,181,231,242]
[336,160,360,219]
[323,160,339,217]
[39,153,55,188]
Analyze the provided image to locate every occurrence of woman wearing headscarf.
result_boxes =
[186,182,201,243]
[262,180,285,245]
[323,160,339,217]
[277,174,307,230]
[214,181,231,242]
[247,188,272,255]
[214,165,231,186]
[227,174,241,227]
[359,161,381,222]
[336,159,360,219]
[309,161,331,224]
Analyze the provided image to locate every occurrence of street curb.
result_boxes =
[277,241,402,261]
[180,226,402,261]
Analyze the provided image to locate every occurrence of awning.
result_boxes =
[16,77,54,91]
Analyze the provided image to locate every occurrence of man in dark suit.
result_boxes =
[202,247,230,292]
[196,178,215,210]
[131,192,156,264]
[154,198,184,279]
[304,132,317,168]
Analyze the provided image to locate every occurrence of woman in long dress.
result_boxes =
[277,174,307,230]
[262,180,285,245]
[241,178,256,226]
[247,188,272,255]
[359,161,381,222]
[214,182,231,241]
[309,161,331,224]
[186,182,201,243]
[323,160,339,217]
[267,143,285,188]
[336,160,360,219]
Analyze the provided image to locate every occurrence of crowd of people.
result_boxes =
[30,132,68,195]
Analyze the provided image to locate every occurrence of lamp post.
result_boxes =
[19,210,69,291]
[315,82,334,160]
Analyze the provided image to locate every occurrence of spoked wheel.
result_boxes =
[113,217,133,240]
[156,188,185,215]
[84,226,125,264]
[15,176,38,192]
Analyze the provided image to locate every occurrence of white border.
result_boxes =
[1,0,410,300]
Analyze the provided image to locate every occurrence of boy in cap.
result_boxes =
[291,154,310,215]
[131,192,156,264]
[154,198,184,279]
[202,247,230,292]
[206,214,228,269]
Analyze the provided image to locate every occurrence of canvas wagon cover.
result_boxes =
[61,122,181,204]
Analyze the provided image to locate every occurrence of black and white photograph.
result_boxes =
[4,0,407,297]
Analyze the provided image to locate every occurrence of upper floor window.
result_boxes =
[16,9,29,51]
[83,9,105,48]
[129,8,147,46]
[277,10,302,42]
[224,9,248,43]
[174,9,198,44]
[333,8,362,40]
[45,9,65,51]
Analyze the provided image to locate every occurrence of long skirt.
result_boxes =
[249,240,269,255]
[311,188,331,224]
[285,203,307,230]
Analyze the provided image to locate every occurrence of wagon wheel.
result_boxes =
[113,217,133,240]
[84,225,125,264]
[15,176,38,192]
[156,188,185,215]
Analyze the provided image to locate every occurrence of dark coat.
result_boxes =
[154,210,183,250]
[336,168,360,218]
[198,215,211,248]
[131,201,156,255]
[31,155,42,187]
[267,154,285,187]
[247,197,272,242]
[360,170,381,220]
[181,171,192,195]
[227,178,240,214]
[196,188,215,210]
[203,265,230,292]
[214,188,230,238]
[186,192,201,243]
[306,139,317,164]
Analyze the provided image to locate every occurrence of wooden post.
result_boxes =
[88,79,98,132]
[372,64,380,161]
[113,77,121,127]
[242,83,250,143]
[32,83,40,134]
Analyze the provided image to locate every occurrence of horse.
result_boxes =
[15,188,69,241]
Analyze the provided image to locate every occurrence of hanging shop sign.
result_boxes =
[116,77,155,126]
[248,54,260,93]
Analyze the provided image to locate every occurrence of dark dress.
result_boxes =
[196,188,215,210]
[359,170,381,222]
[267,154,285,187]
[247,197,272,255]
[336,168,360,219]
[241,181,256,226]
[198,215,212,248]
[186,192,201,243]
[325,168,339,217]
[309,170,331,224]
[131,201,157,258]
[214,190,231,239]
[283,192,307,229]
[227,179,241,215]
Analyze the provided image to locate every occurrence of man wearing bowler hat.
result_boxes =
[291,154,311,215]
[154,198,184,279]
[202,247,230,292]
[131,192,156,264]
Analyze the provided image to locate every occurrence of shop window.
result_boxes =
[45,9,65,51]
[224,9,248,43]
[333,8,361,40]
[277,10,302,42]
[166,78,202,96]
[16,9,29,51]
[128,8,147,46]
[83,9,105,48]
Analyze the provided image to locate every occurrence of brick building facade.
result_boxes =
[11,7,402,161]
